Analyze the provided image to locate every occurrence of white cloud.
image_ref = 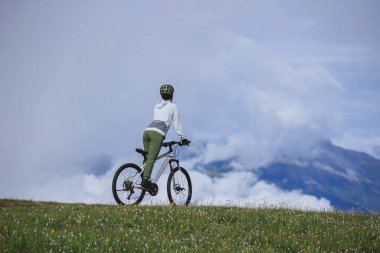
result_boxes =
[184,33,344,168]
[143,170,333,211]
[7,163,332,211]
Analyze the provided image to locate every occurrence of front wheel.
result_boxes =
[167,167,192,206]
[112,163,145,205]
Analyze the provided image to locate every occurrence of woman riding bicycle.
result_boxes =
[141,84,190,190]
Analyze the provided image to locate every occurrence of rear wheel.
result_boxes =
[167,167,192,206]
[112,163,145,205]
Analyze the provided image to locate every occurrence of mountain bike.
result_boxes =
[112,141,192,206]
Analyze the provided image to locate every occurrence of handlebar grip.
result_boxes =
[179,139,191,146]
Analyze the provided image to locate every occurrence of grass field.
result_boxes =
[0,199,379,252]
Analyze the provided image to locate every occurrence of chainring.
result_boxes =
[148,183,159,196]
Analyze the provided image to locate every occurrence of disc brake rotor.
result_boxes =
[174,184,184,194]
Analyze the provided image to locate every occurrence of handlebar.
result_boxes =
[163,140,191,148]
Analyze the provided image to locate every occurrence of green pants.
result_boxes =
[143,130,165,181]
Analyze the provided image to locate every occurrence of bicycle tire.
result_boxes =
[167,167,192,206]
[112,163,145,205]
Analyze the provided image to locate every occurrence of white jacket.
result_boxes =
[146,100,185,139]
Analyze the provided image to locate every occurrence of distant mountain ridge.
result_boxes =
[259,140,380,211]
[194,140,380,212]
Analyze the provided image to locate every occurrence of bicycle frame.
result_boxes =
[133,146,179,186]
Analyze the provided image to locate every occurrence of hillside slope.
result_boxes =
[1,199,379,252]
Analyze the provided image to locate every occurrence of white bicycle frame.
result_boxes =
[133,147,178,188]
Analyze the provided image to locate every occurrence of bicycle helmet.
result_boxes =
[160,84,174,95]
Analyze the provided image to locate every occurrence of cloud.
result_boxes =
[190,171,333,211]
[183,33,344,168]
[8,159,332,211]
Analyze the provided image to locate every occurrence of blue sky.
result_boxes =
[0,0,379,207]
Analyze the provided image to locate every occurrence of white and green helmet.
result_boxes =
[160,84,174,95]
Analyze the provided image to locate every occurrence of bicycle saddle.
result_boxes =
[135,149,148,160]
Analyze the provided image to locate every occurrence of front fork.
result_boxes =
[169,159,180,171]
[169,159,180,187]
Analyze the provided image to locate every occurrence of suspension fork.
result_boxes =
[169,159,180,186]
[169,159,180,171]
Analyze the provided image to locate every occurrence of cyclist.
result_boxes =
[141,84,190,190]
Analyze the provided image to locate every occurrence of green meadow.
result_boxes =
[0,199,379,252]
